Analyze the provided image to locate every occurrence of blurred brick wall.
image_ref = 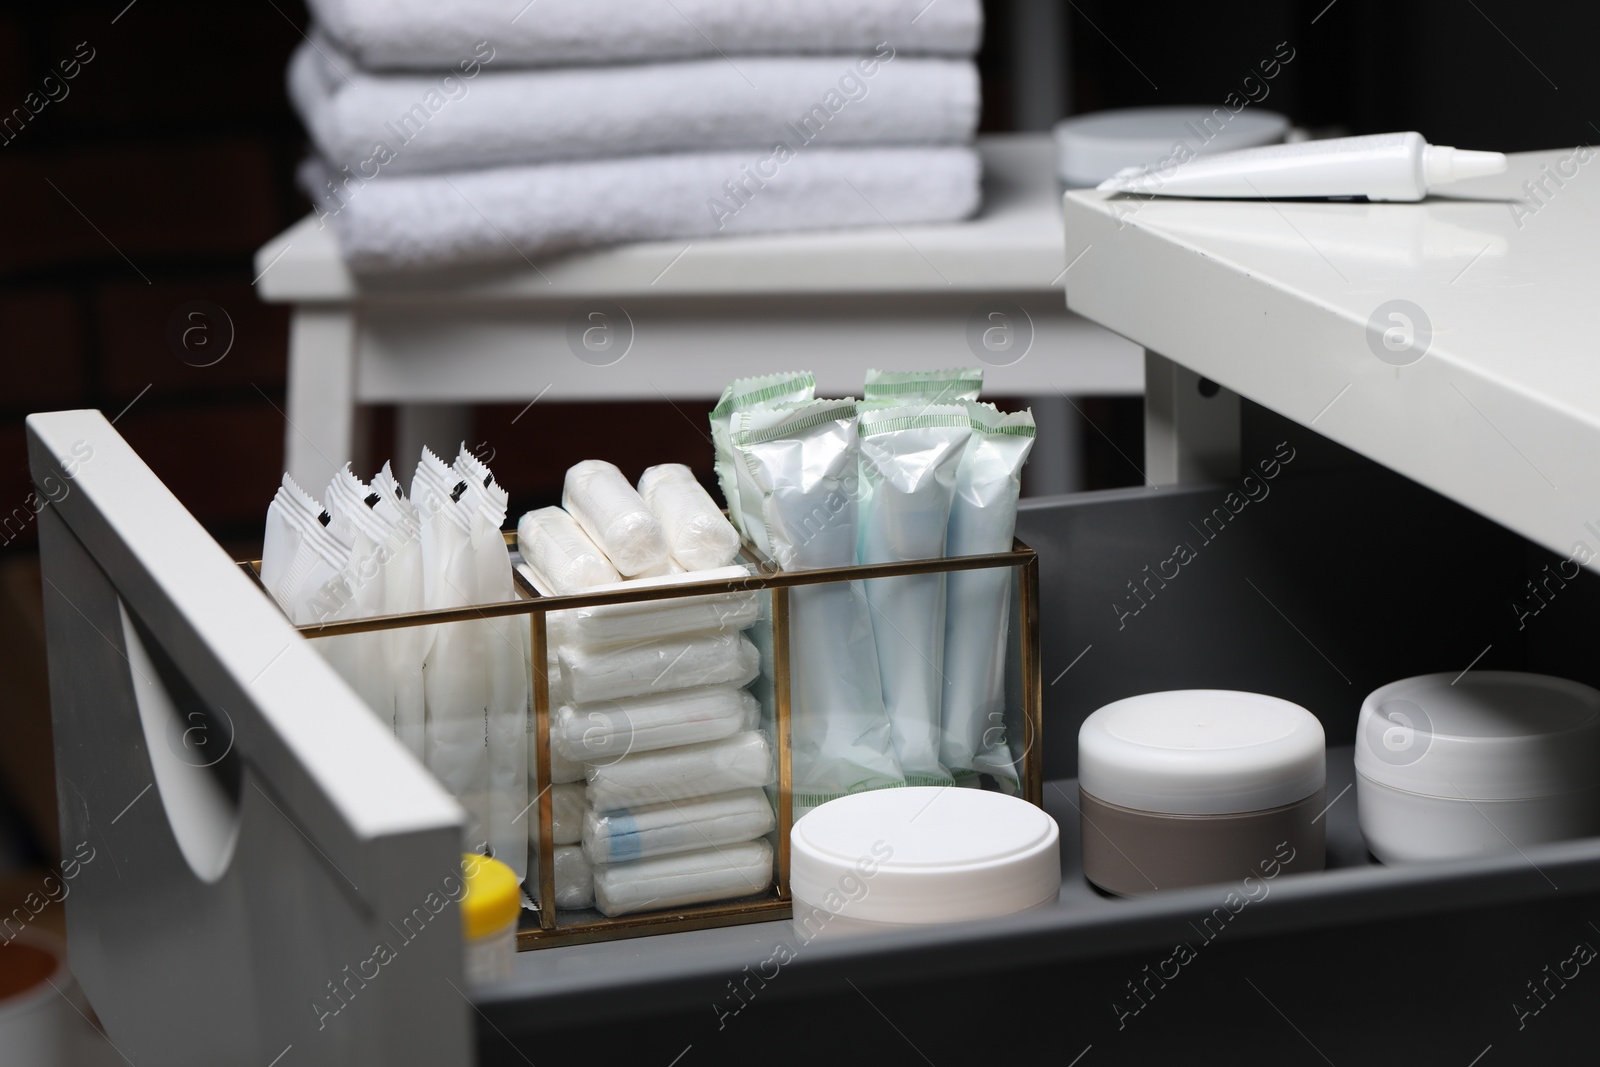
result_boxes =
[1,2,309,548]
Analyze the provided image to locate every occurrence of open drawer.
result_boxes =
[28,401,1600,1064]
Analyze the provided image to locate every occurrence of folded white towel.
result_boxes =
[301,145,981,271]
[554,686,761,762]
[559,631,760,705]
[583,787,775,864]
[306,0,982,70]
[585,731,773,812]
[592,839,774,917]
[291,38,979,178]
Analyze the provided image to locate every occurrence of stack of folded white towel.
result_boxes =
[292,0,984,271]
[519,459,779,916]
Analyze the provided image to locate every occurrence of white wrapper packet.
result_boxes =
[551,782,586,845]
[593,839,774,917]
[516,506,619,594]
[637,463,742,571]
[941,402,1036,790]
[585,731,774,811]
[559,631,760,705]
[261,473,351,626]
[318,466,395,733]
[857,403,971,788]
[583,787,775,865]
[544,566,760,648]
[370,462,427,758]
[729,398,905,812]
[562,459,669,576]
[554,686,760,762]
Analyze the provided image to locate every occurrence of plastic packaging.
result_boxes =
[584,731,774,811]
[857,403,971,787]
[1355,672,1600,864]
[708,370,815,534]
[562,460,669,576]
[582,787,776,865]
[370,462,427,757]
[1096,131,1507,201]
[318,466,397,736]
[558,631,760,705]
[554,686,760,763]
[638,463,742,571]
[940,402,1036,789]
[452,447,529,881]
[551,782,587,846]
[543,565,760,648]
[592,839,774,917]
[730,398,905,813]
[516,506,619,594]
[261,473,351,626]
[861,366,983,409]
[531,844,595,910]
[412,449,491,855]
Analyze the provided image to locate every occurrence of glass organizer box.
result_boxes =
[252,531,1043,949]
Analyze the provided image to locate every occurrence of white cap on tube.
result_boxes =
[1423,145,1508,188]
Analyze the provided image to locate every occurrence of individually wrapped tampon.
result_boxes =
[638,463,742,571]
[554,687,760,762]
[583,788,776,865]
[857,403,971,787]
[585,731,774,811]
[592,839,774,917]
[551,782,587,845]
[516,506,619,594]
[558,631,760,705]
[562,460,669,576]
[731,398,905,813]
[941,402,1036,791]
[545,566,760,648]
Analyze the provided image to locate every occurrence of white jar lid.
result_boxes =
[1078,690,1325,815]
[1355,672,1600,800]
[789,788,1059,925]
[1052,106,1290,187]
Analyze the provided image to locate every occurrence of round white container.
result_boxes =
[789,787,1058,940]
[1077,690,1326,894]
[1052,106,1290,187]
[1355,671,1600,864]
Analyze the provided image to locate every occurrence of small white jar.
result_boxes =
[1355,672,1600,864]
[789,788,1059,941]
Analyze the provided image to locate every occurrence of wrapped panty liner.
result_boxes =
[585,731,774,811]
[583,787,775,864]
[554,686,760,762]
[562,459,669,576]
[558,631,760,704]
[709,370,815,536]
[593,839,774,917]
[637,463,742,571]
[545,565,759,648]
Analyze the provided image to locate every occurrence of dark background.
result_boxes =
[1,0,1596,1053]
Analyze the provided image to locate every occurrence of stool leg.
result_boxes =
[284,306,358,491]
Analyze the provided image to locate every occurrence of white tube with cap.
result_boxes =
[1097,131,1506,202]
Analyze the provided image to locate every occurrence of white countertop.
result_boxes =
[1062,146,1600,568]
[255,134,1072,302]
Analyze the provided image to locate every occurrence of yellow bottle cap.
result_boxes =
[459,853,521,941]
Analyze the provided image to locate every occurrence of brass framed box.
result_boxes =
[248,535,1041,950]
